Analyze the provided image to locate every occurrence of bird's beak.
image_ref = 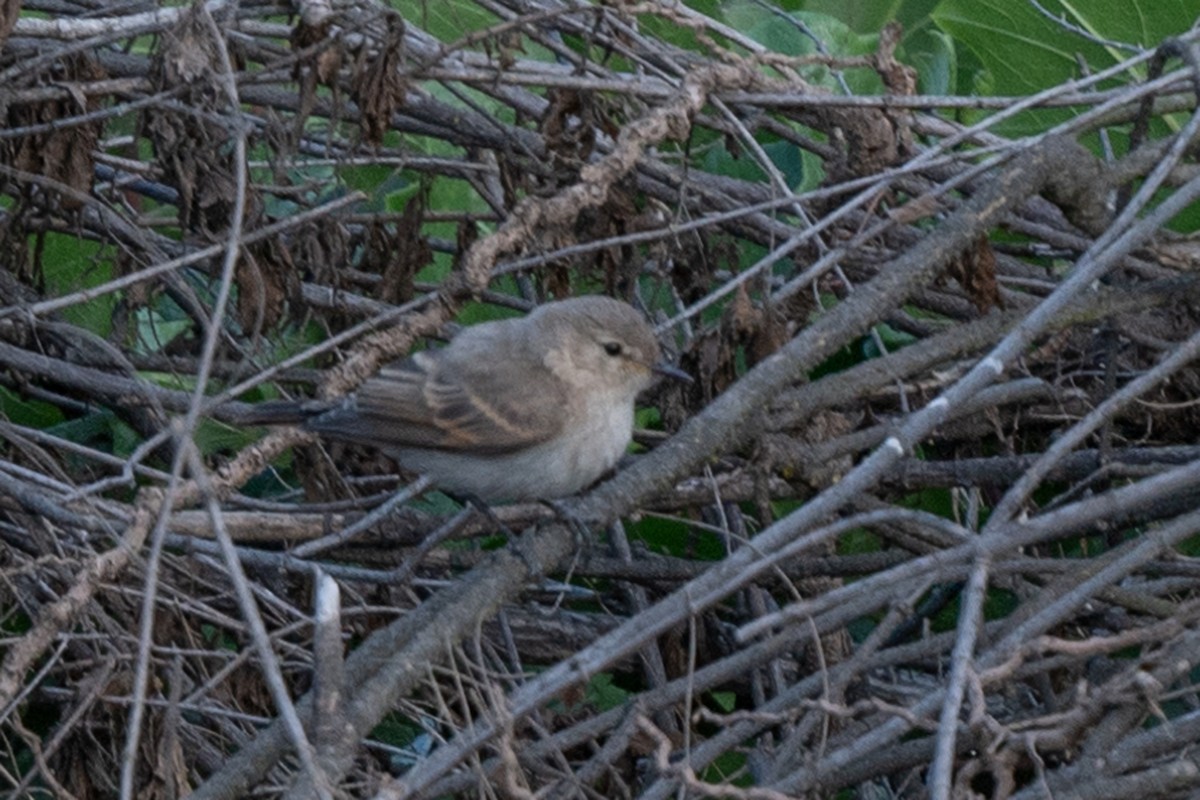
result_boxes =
[652,361,693,383]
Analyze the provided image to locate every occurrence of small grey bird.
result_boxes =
[246,295,688,500]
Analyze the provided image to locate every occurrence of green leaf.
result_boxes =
[710,690,737,712]
[724,4,882,93]
[700,749,749,786]
[193,418,260,456]
[133,308,191,355]
[339,163,397,197]
[584,673,629,712]
[1053,0,1194,47]
[138,371,197,392]
[391,0,498,43]
[932,0,1196,135]
[47,411,118,448]
[764,140,806,189]
[863,323,917,358]
[630,513,725,560]
[108,416,141,458]
[383,180,422,214]
[758,7,878,58]
[635,406,662,431]
[838,528,881,555]
[700,139,805,189]
[0,386,64,429]
[903,28,957,96]
[984,586,1018,620]
[804,0,943,33]
[38,233,115,338]
[934,0,1105,93]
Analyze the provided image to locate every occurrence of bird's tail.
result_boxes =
[237,399,339,426]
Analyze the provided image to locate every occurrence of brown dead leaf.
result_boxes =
[238,239,297,335]
[729,283,758,339]
[291,13,341,86]
[497,29,526,72]
[682,323,737,406]
[290,217,350,287]
[888,193,941,225]
[542,88,597,164]
[0,53,105,209]
[352,13,409,146]
[0,216,32,286]
[728,284,789,365]
[159,8,214,84]
[875,21,918,97]
[375,189,430,304]
[674,286,795,421]
[146,7,246,235]
[946,234,1003,313]
[234,251,269,337]
[496,151,527,210]
[0,0,19,50]
[454,215,480,271]
[574,182,641,290]
[291,11,342,134]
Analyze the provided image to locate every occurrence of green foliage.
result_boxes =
[583,672,630,711]
[239,455,296,499]
[927,582,1019,632]
[983,586,1018,620]
[837,527,882,555]
[48,410,139,459]
[724,2,884,93]
[846,614,879,643]
[456,296,523,326]
[710,690,737,712]
[934,1,1109,93]
[903,26,957,95]
[1178,532,1200,557]
[862,323,918,358]
[545,672,632,715]
[200,623,241,652]
[931,0,1196,134]
[383,178,423,214]
[808,340,865,380]
[806,0,943,32]
[0,386,64,429]
[133,307,191,355]
[715,0,1197,141]
[902,486,954,520]
[391,0,498,41]
[699,748,750,787]
[631,513,728,560]
[192,418,261,457]
[702,139,808,190]
[37,233,115,338]
[371,713,436,769]
[635,406,663,433]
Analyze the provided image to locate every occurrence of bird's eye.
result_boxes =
[603,341,623,357]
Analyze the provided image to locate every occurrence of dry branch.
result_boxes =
[2,2,1200,799]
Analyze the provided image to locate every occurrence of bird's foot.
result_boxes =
[539,498,594,564]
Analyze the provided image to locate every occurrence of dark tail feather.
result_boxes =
[232,399,337,426]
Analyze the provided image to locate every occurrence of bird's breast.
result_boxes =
[563,389,635,476]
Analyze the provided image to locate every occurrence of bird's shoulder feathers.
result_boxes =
[311,329,571,455]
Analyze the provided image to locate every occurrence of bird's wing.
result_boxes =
[309,345,571,455]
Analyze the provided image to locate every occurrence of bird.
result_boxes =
[244,295,689,501]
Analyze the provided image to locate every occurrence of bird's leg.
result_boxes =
[449,492,543,579]
[450,492,515,538]
[538,498,595,563]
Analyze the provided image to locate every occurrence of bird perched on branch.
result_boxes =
[244,295,689,501]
